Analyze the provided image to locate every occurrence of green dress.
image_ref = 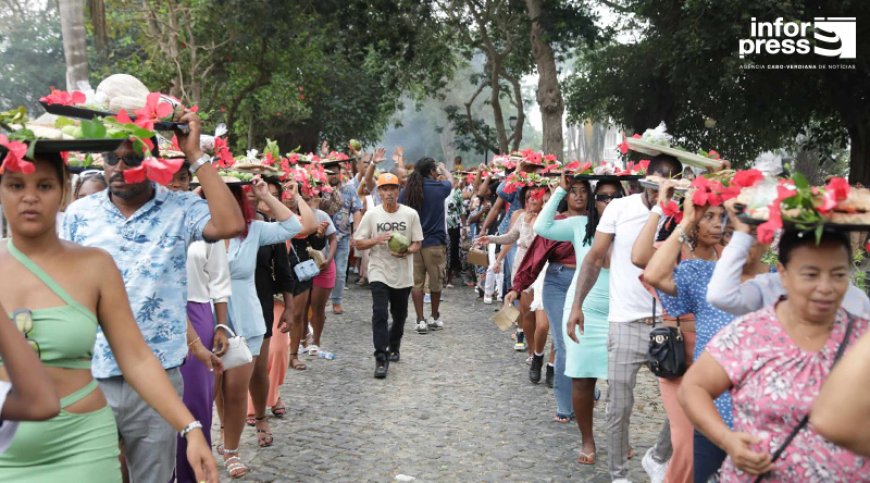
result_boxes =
[534,187,610,379]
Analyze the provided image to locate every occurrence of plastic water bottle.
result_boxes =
[318,350,336,360]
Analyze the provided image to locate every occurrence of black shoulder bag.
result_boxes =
[751,314,856,482]
[646,297,688,379]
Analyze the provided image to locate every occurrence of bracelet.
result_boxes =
[179,420,203,439]
[187,337,201,348]
[676,225,689,245]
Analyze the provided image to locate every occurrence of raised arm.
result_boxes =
[632,180,676,269]
[177,112,244,241]
[534,183,576,242]
[644,199,706,295]
[706,200,762,315]
[811,330,870,456]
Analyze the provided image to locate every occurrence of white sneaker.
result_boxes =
[428,318,444,331]
[483,295,493,304]
[612,479,633,483]
[307,345,319,357]
[415,320,429,334]
[424,293,431,304]
[641,447,669,483]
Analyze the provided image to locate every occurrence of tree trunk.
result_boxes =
[59,0,88,90]
[848,119,870,185]
[525,0,563,158]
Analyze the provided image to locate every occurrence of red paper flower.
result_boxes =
[122,157,184,185]
[40,87,85,106]
[618,137,629,155]
[825,177,850,202]
[707,150,721,160]
[732,169,764,188]
[757,206,781,244]
[691,176,726,206]
[0,135,33,174]
[262,152,276,166]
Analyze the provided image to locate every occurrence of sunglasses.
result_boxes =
[12,309,40,357]
[104,153,145,167]
[595,194,623,202]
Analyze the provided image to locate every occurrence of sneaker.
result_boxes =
[483,295,493,304]
[514,331,526,351]
[388,350,400,362]
[545,364,554,388]
[428,317,444,331]
[611,479,633,483]
[415,320,429,334]
[307,345,320,357]
[529,354,544,383]
[374,358,388,379]
[424,293,431,304]
[642,447,669,483]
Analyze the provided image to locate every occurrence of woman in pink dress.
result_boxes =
[680,228,869,482]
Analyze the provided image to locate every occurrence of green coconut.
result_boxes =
[388,232,410,253]
[349,139,362,151]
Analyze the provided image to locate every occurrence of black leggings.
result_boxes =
[447,227,462,275]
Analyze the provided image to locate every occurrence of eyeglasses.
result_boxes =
[104,153,145,167]
[595,194,623,203]
[12,309,40,357]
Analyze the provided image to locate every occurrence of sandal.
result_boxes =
[255,417,273,447]
[553,415,574,424]
[577,451,596,465]
[216,425,225,455]
[271,398,286,417]
[289,354,307,371]
[245,416,256,427]
[222,449,248,478]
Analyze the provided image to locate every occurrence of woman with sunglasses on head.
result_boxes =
[0,149,219,482]
[72,170,107,200]
[534,173,624,466]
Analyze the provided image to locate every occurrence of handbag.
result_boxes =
[646,298,688,379]
[750,313,856,482]
[215,324,253,370]
[290,243,320,282]
[467,247,488,266]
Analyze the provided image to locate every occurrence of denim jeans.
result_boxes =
[331,234,351,305]
[542,263,575,418]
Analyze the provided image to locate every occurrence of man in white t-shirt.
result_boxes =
[353,173,424,379]
[567,154,683,483]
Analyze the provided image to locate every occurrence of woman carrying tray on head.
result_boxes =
[0,143,218,481]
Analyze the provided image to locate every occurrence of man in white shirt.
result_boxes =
[567,154,682,483]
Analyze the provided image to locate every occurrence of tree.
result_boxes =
[438,0,531,154]
[566,0,869,182]
[0,1,65,111]
[59,0,89,90]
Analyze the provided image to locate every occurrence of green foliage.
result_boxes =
[0,2,66,112]
[565,0,869,169]
[852,247,867,292]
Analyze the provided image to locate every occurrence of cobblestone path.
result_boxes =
[222,282,665,482]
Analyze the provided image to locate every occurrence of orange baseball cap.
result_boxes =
[376,173,400,187]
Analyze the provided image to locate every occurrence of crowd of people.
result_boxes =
[1,95,870,483]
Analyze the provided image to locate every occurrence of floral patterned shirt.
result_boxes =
[61,185,211,378]
[331,182,362,237]
[707,305,869,482]
[446,188,464,229]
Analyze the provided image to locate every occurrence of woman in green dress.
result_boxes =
[534,172,623,466]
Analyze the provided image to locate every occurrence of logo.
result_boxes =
[377,221,406,232]
[739,17,856,59]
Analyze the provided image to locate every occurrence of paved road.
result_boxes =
[221,281,665,482]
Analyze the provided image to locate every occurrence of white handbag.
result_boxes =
[215,324,253,370]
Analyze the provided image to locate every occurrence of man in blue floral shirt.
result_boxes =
[328,167,362,314]
[61,112,244,483]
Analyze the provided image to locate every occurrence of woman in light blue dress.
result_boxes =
[215,176,316,478]
[534,173,624,466]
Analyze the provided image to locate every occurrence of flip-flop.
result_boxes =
[553,415,574,424]
[290,356,307,371]
[577,452,596,465]
[245,417,256,427]
[271,400,287,417]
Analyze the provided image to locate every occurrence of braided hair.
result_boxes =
[403,157,438,212]
[584,180,625,246]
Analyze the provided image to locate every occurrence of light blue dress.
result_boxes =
[534,187,609,379]
[227,217,302,355]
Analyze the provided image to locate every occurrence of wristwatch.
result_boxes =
[180,420,203,439]
[188,154,212,174]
